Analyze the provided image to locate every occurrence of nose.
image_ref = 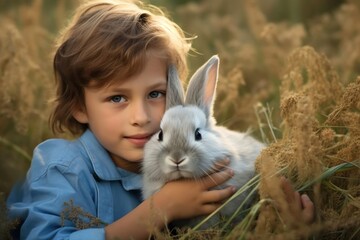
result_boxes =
[171,157,186,165]
[130,100,151,126]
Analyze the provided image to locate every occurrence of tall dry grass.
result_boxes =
[1,0,359,239]
[0,0,76,196]
[254,46,359,239]
[0,1,75,238]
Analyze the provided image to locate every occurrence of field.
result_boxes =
[1,0,359,239]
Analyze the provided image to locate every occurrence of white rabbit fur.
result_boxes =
[142,55,265,228]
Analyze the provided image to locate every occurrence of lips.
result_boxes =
[125,133,153,147]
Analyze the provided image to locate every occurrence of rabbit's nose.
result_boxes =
[167,156,188,166]
[173,157,186,165]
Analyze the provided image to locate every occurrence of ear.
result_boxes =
[72,107,89,124]
[165,64,185,109]
[185,55,219,118]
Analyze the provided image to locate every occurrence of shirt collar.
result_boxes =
[79,129,142,191]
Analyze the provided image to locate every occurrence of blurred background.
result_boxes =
[1,0,359,218]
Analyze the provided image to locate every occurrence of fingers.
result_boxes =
[280,176,294,198]
[301,194,315,224]
[281,177,302,210]
[201,203,223,214]
[280,176,315,225]
[200,186,236,214]
[208,158,230,173]
[203,185,236,203]
[201,168,234,189]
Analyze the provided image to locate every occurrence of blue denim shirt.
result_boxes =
[7,129,143,240]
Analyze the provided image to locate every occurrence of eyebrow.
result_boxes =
[147,81,167,89]
[107,80,167,93]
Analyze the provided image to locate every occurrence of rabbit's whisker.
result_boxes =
[200,167,218,185]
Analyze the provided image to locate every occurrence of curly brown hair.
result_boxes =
[50,0,192,135]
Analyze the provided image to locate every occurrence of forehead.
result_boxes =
[86,50,169,89]
[161,105,206,129]
[88,55,168,89]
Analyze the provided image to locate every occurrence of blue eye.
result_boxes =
[110,95,125,103]
[149,91,164,99]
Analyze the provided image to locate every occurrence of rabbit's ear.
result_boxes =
[166,65,185,109]
[185,55,219,118]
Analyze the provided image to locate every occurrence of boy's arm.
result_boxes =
[7,161,106,240]
[105,168,235,240]
[105,171,315,240]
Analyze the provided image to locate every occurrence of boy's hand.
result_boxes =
[280,177,315,226]
[151,159,235,222]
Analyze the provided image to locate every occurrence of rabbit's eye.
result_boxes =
[195,128,202,141]
[158,129,163,141]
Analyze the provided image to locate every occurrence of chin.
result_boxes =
[167,171,193,180]
[124,150,144,162]
[128,157,143,163]
[110,150,143,166]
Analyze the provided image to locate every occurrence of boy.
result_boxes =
[7,1,235,239]
[7,0,313,239]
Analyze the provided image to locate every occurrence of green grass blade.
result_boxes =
[298,160,359,191]
[0,136,32,162]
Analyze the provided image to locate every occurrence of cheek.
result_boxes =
[153,103,166,123]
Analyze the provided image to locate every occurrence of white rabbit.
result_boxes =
[142,55,265,229]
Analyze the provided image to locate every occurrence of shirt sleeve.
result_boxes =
[68,228,105,240]
[7,149,106,240]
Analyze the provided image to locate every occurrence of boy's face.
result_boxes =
[73,57,167,172]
